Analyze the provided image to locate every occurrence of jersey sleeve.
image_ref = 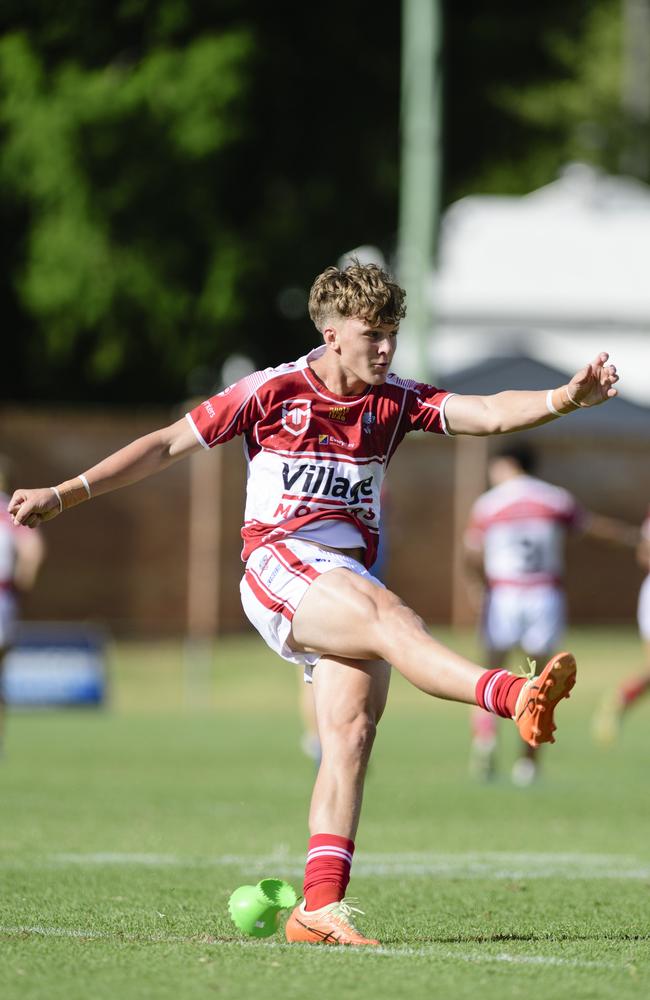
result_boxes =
[186,371,265,449]
[402,382,455,435]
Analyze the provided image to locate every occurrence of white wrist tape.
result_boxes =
[50,486,63,513]
[546,389,561,417]
[79,474,92,498]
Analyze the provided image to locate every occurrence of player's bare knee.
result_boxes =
[345,714,377,766]
[324,712,378,765]
[373,589,427,647]
[353,711,378,753]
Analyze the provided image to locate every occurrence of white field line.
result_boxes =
[0,924,625,970]
[6,850,647,881]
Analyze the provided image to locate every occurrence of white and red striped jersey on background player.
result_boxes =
[465,475,587,588]
[0,493,27,594]
[186,346,454,568]
[1,491,34,646]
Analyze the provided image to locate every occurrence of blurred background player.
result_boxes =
[298,668,322,766]
[464,444,637,785]
[0,455,46,753]
[593,505,650,743]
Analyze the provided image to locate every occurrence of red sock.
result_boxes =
[303,834,354,911]
[471,707,499,741]
[620,674,650,708]
[476,669,527,719]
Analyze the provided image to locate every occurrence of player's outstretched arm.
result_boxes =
[583,514,640,549]
[8,416,201,529]
[444,352,619,436]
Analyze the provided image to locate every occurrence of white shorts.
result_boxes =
[638,575,650,642]
[239,537,384,677]
[0,590,17,649]
[482,584,566,657]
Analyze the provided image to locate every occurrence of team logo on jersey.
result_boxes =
[282,399,312,436]
[317,433,352,449]
[362,412,375,434]
[328,406,348,422]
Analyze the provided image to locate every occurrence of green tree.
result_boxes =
[450,1,647,195]
[0,2,402,403]
[494,0,627,187]
[0,25,252,396]
[2,2,638,404]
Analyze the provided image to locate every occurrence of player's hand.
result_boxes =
[7,487,61,528]
[567,352,619,407]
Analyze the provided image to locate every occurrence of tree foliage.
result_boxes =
[0,20,252,397]
[0,2,640,404]
[491,0,634,189]
[0,2,402,402]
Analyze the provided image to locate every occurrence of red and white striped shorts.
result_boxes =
[239,537,383,676]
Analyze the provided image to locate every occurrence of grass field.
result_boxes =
[1,626,649,999]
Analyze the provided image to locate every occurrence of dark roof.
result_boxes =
[440,354,650,437]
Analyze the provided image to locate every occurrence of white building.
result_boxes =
[426,163,650,407]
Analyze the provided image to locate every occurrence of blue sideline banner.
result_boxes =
[2,623,108,707]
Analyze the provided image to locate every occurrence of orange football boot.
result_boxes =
[285,900,379,946]
[514,651,577,748]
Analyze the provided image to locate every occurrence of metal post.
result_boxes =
[397,0,442,382]
[621,0,650,178]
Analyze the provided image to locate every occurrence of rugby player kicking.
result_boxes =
[8,261,620,946]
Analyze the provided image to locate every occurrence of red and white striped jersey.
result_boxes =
[465,475,586,587]
[186,346,454,567]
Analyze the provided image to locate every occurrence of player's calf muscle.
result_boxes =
[324,715,377,764]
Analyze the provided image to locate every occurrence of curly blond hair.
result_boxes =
[308,260,407,332]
